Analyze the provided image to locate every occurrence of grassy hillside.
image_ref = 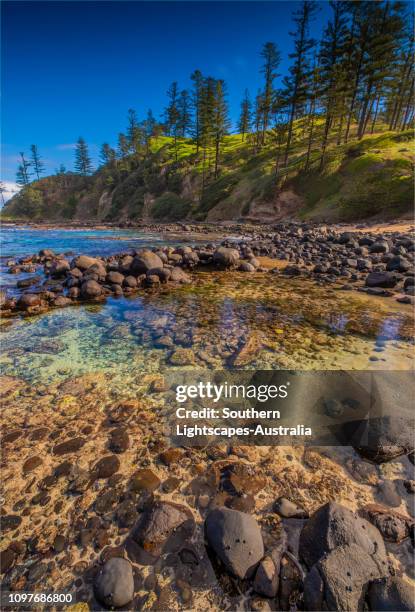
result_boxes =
[2,127,413,223]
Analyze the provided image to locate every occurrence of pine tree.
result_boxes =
[213,79,230,177]
[100,143,116,166]
[30,144,45,180]
[282,0,317,168]
[304,55,320,171]
[143,109,156,153]
[127,108,143,155]
[238,89,252,141]
[177,90,192,138]
[253,90,265,151]
[117,133,130,159]
[260,42,281,145]
[357,1,407,139]
[319,0,349,169]
[74,138,93,176]
[165,82,180,159]
[191,70,204,154]
[16,152,31,186]
[199,76,217,191]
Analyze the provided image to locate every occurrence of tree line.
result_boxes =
[16,0,413,190]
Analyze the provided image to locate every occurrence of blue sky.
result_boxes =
[2,0,333,189]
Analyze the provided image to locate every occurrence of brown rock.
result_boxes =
[92,455,120,479]
[53,437,86,456]
[129,469,160,492]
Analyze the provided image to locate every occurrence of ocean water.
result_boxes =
[0,225,187,259]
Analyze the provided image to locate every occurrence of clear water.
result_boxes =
[0,228,413,389]
[0,225,202,295]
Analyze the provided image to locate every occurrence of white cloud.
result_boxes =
[1,181,21,204]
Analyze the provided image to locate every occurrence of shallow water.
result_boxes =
[1,269,413,389]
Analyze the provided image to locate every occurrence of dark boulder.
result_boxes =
[367,576,414,611]
[365,271,399,288]
[132,500,194,558]
[205,507,264,579]
[299,502,387,570]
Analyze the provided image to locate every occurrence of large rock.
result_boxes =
[386,255,410,273]
[80,279,103,299]
[304,543,387,611]
[50,259,70,278]
[345,414,414,463]
[367,576,414,611]
[365,271,398,288]
[107,271,124,285]
[131,250,164,274]
[213,247,240,268]
[299,502,387,570]
[205,507,264,579]
[72,254,101,271]
[133,501,194,557]
[17,293,41,310]
[94,557,134,608]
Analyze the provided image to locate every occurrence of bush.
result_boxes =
[151,192,192,220]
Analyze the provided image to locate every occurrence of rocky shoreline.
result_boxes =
[1,370,414,611]
[2,223,414,319]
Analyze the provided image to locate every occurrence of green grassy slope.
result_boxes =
[2,128,413,223]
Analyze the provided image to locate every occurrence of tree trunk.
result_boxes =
[370,94,381,134]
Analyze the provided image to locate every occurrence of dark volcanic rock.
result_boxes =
[346,414,414,463]
[367,576,414,611]
[94,557,134,608]
[304,543,387,611]
[133,500,194,558]
[365,271,398,288]
[299,502,387,570]
[205,506,264,579]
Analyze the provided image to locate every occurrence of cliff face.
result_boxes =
[2,130,413,223]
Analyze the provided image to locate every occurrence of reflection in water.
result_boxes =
[0,273,413,388]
